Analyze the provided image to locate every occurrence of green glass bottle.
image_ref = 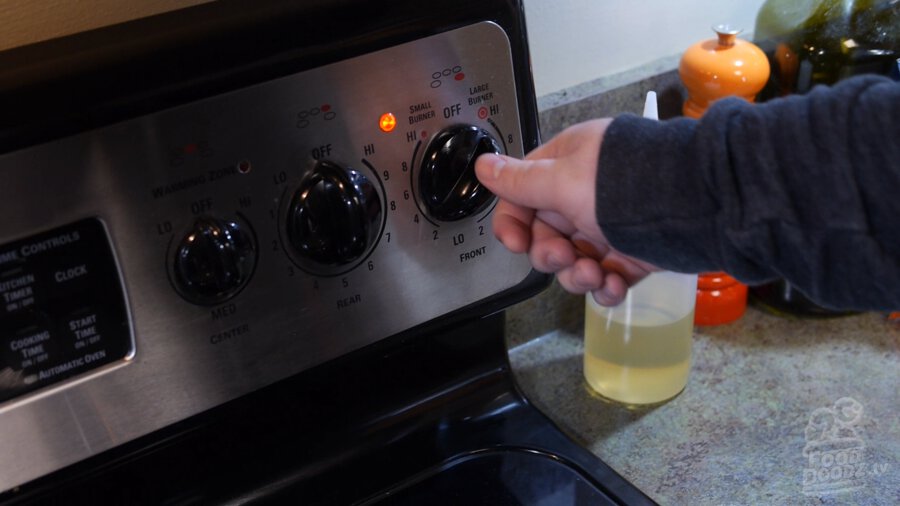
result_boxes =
[755,0,899,97]
[751,0,899,317]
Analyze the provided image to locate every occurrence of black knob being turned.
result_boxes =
[419,125,501,222]
[285,160,382,271]
[173,216,257,305]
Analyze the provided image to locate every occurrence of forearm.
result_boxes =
[596,75,900,310]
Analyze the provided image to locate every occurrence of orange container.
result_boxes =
[680,26,769,325]
[679,25,771,119]
[694,272,749,325]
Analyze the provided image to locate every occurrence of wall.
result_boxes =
[2,0,764,102]
[524,0,767,102]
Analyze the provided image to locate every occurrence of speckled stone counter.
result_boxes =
[505,66,900,504]
[506,288,900,505]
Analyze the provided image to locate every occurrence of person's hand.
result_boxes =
[474,119,660,306]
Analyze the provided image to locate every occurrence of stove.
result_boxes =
[0,1,653,503]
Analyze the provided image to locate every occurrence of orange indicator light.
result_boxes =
[379,113,397,133]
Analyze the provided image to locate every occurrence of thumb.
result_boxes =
[475,153,562,211]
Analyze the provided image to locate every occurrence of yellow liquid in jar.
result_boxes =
[584,302,693,406]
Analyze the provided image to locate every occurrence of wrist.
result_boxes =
[595,114,721,273]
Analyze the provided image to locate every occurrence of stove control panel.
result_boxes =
[0,21,532,490]
[0,219,132,403]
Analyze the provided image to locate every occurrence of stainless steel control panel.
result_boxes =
[0,22,532,490]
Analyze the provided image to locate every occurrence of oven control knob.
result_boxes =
[285,160,382,271]
[172,216,257,305]
[419,125,501,221]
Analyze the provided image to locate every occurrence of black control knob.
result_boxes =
[172,216,257,305]
[285,160,382,272]
[419,125,501,221]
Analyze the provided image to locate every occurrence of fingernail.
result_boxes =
[571,276,589,291]
[601,287,619,305]
[479,153,506,179]
[547,254,563,271]
[589,290,607,306]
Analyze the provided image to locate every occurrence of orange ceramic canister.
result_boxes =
[680,25,771,118]
[679,25,770,325]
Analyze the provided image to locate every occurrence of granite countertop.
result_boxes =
[517,64,899,504]
[505,285,900,505]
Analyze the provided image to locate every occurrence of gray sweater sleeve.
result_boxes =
[595,75,900,311]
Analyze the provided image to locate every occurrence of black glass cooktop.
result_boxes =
[367,449,617,505]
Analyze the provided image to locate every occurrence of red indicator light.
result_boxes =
[184,143,198,154]
[321,104,331,112]
[454,72,465,81]
[237,160,252,174]
[379,113,397,133]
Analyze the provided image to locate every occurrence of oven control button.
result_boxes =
[419,125,501,221]
[285,160,382,272]
[172,216,257,305]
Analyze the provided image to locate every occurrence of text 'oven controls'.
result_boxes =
[285,160,382,275]
[419,125,501,222]
[172,216,257,305]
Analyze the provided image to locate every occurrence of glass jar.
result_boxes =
[755,0,899,99]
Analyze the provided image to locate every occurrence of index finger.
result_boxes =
[492,199,534,254]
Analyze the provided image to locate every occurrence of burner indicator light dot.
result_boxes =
[379,113,397,133]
